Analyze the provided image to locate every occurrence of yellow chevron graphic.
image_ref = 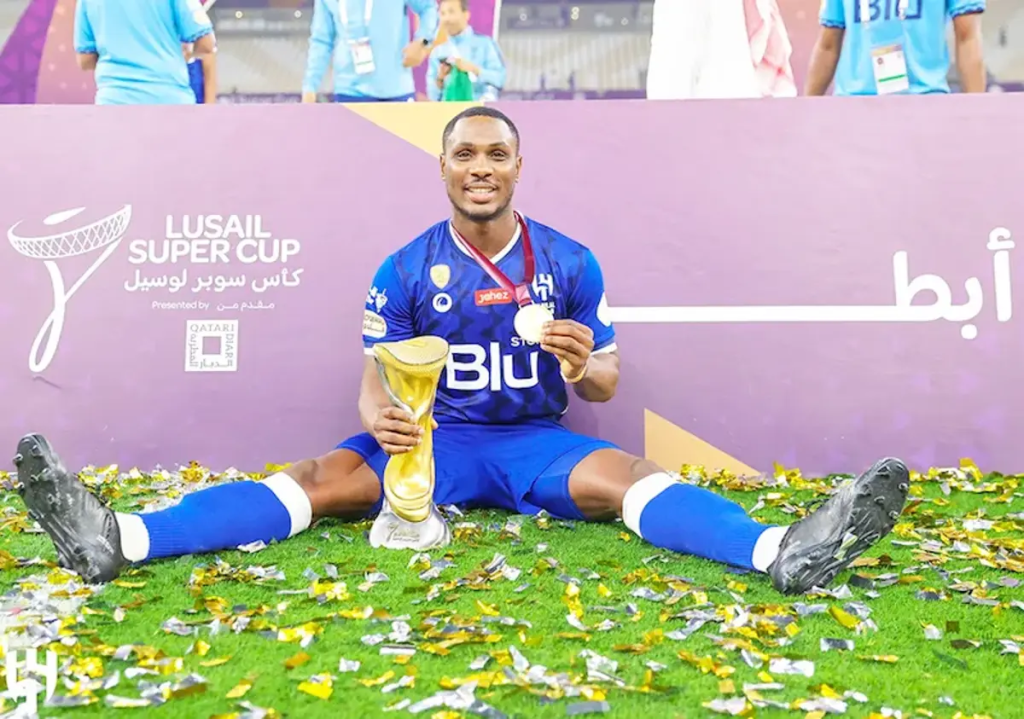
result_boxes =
[644,409,759,476]
[345,102,482,155]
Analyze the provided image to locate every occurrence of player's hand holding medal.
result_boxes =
[451,211,590,384]
[539,319,592,383]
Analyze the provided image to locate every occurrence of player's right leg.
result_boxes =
[13,433,381,584]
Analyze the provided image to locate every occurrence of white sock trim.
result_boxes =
[115,512,150,563]
[263,472,313,538]
[751,525,789,573]
[621,472,677,535]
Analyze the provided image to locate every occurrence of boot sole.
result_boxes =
[14,434,118,583]
[773,457,910,595]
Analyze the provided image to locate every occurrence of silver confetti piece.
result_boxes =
[338,658,361,672]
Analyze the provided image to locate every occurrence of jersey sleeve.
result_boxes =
[362,257,415,352]
[567,249,616,354]
[947,0,985,17]
[819,0,845,28]
[74,0,96,54]
[173,0,214,43]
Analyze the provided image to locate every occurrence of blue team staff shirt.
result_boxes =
[303,0,440,100]
[819,0,985,95]
[362,217,616,424]
[74,0,213,105]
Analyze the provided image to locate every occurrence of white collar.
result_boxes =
[447,219,522,264]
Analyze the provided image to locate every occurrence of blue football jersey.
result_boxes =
[361,217,617,424]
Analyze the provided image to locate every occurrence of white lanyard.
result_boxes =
[859,0,908,30]
[338,0,373,30]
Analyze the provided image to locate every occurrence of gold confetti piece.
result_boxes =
[643,629,664,646]
[858,654,899,664]
[619,532,632,542]
[475,600,500,617]
[210,714,240,719]
[225,677,254,699]
[199,655,233,667]
[597,583,612,598]
[359,670,396,687]
[556,633,592,641]
[112,579,147,588]
[339,606,375,620]
[68,657,105,679]
[828,605,860,630]
[757,672,774,683]
[188,640,211,656]
[805,712,826,719]
[818,684,841,699]
[727,580,747,593]
[298,673,334,700]
[283,651,311,669]
[431,712,463,719]
[719,680,736,694]
[394,655,412,665]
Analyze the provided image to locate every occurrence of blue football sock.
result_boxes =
[135,474,312,560]
[621,473,775,570]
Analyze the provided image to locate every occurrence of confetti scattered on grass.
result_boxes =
[0,459,1021,718]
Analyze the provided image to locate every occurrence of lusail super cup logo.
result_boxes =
[9,206,303,374]
[8,205,132,374]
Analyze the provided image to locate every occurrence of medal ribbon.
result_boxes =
[450,211,535,307]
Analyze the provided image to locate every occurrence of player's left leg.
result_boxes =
[561,449,909,595]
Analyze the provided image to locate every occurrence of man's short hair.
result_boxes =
[441,0,470,10]
[441,106,520,153]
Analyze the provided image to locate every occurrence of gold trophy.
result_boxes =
[368,336,452,550]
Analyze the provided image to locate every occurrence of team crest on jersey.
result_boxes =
[531,274,555,303]
[430,264,451,290]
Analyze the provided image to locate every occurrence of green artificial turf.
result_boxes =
[1,462,1022,719]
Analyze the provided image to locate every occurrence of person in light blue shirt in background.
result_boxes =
[427,0,505,101]
[302,0,440,103]
[74,0,216,105]
[805,0,986,96]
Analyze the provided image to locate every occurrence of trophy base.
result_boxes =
[369,500,452,551]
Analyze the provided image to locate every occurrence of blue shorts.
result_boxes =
[337,419,618,520]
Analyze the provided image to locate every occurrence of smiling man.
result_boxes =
[15,107,910,596]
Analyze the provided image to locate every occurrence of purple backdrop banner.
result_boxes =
[2,96,1024,475]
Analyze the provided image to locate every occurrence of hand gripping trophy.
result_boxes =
[368,335,452,550]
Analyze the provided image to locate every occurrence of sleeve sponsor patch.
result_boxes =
[362,309,387,339]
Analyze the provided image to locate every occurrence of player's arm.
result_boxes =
[358,258,434,454]
[542,249,619,403]
[73,0,98,70]
[805,0,845,96]
[950,1,986,93]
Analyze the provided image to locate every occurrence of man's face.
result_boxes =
[440,0,469,36]
[441,117,521,223]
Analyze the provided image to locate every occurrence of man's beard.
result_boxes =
[449,192,513,224]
